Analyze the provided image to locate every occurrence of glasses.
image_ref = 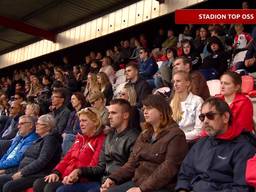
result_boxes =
[18,122,32,126]
[14,97,20,100]
[199,112,221,122]
[139,52,144,54]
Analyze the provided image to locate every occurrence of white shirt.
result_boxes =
[179,92,203,141]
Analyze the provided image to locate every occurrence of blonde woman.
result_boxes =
[97,72,113,105]
[25,103,40,117]
[118,83,141,130]
[99,56,116,84]
[170,71,203,142]
[83,73,100,103]
[27,75,42,98]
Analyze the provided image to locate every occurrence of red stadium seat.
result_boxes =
[242,75,254,94]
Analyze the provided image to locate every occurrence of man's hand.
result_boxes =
[100,178,115,192]
[44,173,60,183]
[12,172,22,180]
[126,187,142,192]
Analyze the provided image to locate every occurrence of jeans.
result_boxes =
[62,133,76,155]
[56,182,101,192]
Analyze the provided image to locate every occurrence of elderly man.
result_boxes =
[175,97,256,192]
[0,115,38,173]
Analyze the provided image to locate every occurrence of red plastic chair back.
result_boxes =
[242,75,254,94]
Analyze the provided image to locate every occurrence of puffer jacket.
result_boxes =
[109,122,188,192]
[53,132,105,178]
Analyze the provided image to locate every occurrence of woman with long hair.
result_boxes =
[83,73,100,103]
[118,83,141,130]
[99,56,116,84]
[170,71,203,142]
[62,92,86,154]
[97,72,113,105]
[217,71,254,139]
[101,94,188,192]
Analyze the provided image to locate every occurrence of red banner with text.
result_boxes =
[175,9,256,24]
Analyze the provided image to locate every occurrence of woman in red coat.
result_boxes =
[218,71,254,139]
[33,107,105,192]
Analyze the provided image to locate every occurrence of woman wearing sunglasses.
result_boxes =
[101,94,188,192]
[170,71,203,143]
[33,107,105,192]
[217,71,254,139]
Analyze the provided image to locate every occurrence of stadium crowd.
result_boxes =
[0,1,256,191]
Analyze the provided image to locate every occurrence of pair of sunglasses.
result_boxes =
[199,112,221,122]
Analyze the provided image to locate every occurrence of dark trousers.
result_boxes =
[33,177,63,192]
[56,182,100,192]
[0,140,11,158]
[108,181,170,192]
[0,173,39,192]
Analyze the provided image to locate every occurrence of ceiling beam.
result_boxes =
[0,16,56,42]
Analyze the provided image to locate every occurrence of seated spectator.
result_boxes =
[154,48,176,88]
[138,48,158,87]
[152,28,166,49]
[27,74,42,98]
[170,71,203,142]
[218,71,254,137]
[119,40,131,64]
[97,72,113,105]
[125,62,152,108]
[233,24,253,50]
[244,37,256,72]
[83,73,100,103]
[200,36,229,80]
[33,107,105,192]
[25,103,40,118]
[118,84,142,131]
[101,94,188,192]
[0,93,9,116]
[89,91,109,126]
[193,26,209,58]
[99,57,116,84]
[0,114,62,192]
[62,92,86,155]
[0,101,23,140]
[50,88,71,134]
[181,39,202,70]
[54,99,139,192]
[129,39,142,60]
[162,29,178,49]
[0,115,38,172]
[172,56,210,100]
[37,75,52,114]
[175,97,256,192]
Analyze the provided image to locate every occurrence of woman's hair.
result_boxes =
[221,71,242,93]
[26,103,40,116]
[170,71,191,122]
[38,114,56,132]
[142,94,174,134]
[123,83,137,106]
[102,56,112,66]
[97,72,111,91]
[77,107,103,136]
[88,73,100,90]
[72,92,86,108]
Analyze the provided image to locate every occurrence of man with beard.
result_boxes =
[176,97,256,192]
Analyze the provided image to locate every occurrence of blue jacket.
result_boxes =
[0,131,38,169]
[176,134,256,192]
[138,57,158,80]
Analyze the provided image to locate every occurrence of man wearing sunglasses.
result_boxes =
[176,97,256,192]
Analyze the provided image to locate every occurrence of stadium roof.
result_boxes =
[0,0,139,55]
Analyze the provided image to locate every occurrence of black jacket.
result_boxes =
[52,106,71,134]
[80,128,139,182]
[176,134,256,192]
[19,132,62,177]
